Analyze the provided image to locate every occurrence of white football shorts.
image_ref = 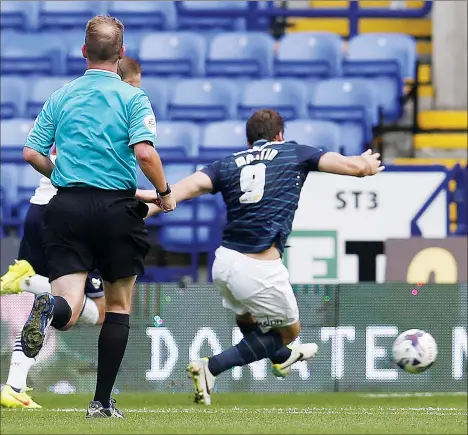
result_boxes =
[212,246,299,332]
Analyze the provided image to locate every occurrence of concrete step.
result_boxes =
[392,157,467,167]
[414,133,468,150]
[290,17,431,38]
[418,111,468,130]
[310,1,426,9]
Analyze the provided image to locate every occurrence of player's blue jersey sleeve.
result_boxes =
[201,160,222,194]
[128,91,157,147]
[296,144,327,171]
[24,97,56,156]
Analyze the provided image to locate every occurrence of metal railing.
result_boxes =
[176,1,433,37]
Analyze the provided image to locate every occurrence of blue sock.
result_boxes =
[208,329,284,377]
[236,321,292,365]
[270,346,292,364]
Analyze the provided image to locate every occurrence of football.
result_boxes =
[392,329,438,374]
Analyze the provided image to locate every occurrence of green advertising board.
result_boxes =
[1,284,466,394]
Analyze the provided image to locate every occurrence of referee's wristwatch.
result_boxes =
[157,183,172,198]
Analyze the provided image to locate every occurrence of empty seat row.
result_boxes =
[1,118,343,161]
[0,31,415,122]
[1,117,345,215]
[1,1,271,32]
[2,77,379,148]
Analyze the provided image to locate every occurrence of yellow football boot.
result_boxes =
[0,260,35,295]
[0,385,42,409]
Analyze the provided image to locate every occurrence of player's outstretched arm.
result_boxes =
[318,149,385,177]
[144,171,214,218]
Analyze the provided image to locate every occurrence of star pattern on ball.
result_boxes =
[406,331,424,348]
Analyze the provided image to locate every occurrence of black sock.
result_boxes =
[51,296,72,329]
[93,312,130,408]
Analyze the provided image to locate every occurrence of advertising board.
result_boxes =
[286,170,448,283]
[1,284,465,394]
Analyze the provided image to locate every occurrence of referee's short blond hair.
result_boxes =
[85,15,124,63]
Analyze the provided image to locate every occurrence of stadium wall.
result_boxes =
[1,283,466,394]
[432,0,468,110]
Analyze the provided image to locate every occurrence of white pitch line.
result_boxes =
[360,392,467,398]
[3,407,466,416]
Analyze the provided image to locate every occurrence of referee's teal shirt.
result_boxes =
[25,69,157,191]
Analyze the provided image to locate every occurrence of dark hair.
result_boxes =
[85,15,124,63]
[246,109,285,145]
[117,56,141,80]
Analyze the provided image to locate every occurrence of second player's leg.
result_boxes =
[20,191,96,358]
[51,272,89,329]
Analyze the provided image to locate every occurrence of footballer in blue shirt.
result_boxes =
[138,109,384,406]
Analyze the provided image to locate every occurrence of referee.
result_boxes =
[21,16,175,418]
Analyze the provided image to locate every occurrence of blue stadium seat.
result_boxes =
[1,32,65,75]
[201,121,246,158]
[155,121,200,158]
[177,1,247,31]
[1,77,28,119]
[206,32,274,78]
[27,77,71,119]
[121,31,146,60]
[286,120,341,152]
[0,119,33,161]
[0,189,7,234]
[64,30,143,75]
[0,0,40,31]
[343,33,416,122]
[339,122,366,156]
[38,1,105,30]
[17,165,42,204]
[108,1,177,30]
[139,32,205,77]
[347,33,417,79]
[239,79,308,120]
[141,78,169,121]
[309,78,378,146]
[168,79,239,122]
[136,166,152,191]
[276,32,343,78]
[159,164,216,252]
[62,30,86,76]
[1,164,19,216]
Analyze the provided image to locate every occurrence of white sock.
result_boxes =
[20,275,51,295]
[6,334,35,392]
[79,297,100,325]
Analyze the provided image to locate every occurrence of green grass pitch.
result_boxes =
[1,392,467,434]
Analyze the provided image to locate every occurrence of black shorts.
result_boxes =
[44,187,150,283]
[18,203,104,298]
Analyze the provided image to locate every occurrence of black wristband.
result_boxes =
[158,183,171,197]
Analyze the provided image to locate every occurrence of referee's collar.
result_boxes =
[85,69,121,80]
